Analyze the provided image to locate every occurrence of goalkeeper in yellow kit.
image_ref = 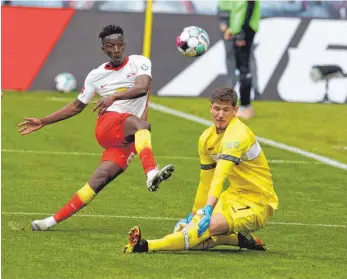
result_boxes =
[123,87,279,253]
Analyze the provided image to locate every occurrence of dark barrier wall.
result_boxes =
[1,6,75,90]
[2,7,347,103]
[31,10,145,91]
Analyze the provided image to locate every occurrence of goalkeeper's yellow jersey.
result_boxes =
[197,117,278,210]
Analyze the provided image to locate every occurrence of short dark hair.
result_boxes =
[98,24,124,41]
[210,87,238,107]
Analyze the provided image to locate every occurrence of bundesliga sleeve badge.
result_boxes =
[141,64,149,71]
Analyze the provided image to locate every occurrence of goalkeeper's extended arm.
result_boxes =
[192,167,215,214]
[173,166,214,233]
[196,160,234,236]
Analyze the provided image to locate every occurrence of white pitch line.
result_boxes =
[148,102,347,171]
[332,145,347,151]
[2,211,346,229]
[0,149,197,160]
[1,149,319,164]
[49,97,72,102]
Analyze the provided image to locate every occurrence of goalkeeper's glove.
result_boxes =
[173,213,193,233]
[197,205,213,237]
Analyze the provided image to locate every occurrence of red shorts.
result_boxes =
[95,112,137,170]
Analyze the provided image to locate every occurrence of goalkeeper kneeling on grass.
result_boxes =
[123,87,279,253]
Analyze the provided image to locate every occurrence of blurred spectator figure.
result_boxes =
[3,0,11,5]
[218,0,260,120]
[335,0,347,19]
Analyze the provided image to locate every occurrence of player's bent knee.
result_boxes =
[142,121,151,131]
[89,164,123,192]
[125,116,151,132]
[209,214,230,236]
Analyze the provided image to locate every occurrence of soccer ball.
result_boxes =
[55,72,76,93]
[176,26,210,57]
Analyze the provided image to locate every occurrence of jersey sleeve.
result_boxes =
[191,134,215,212]
[219,128,250,164]
[135,56,152,78]
[198,134,215,168]
[77,72,96,104]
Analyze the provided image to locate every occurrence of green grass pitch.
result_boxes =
[1,92,346,279]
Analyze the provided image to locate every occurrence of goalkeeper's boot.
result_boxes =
[123,226,149,253]
[238,231,267,251]
[31,216,56,231]
[146,164,175,192]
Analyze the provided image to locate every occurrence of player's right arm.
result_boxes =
[173,133,215,232]
[17,73,95,136]
[191,137,216,214]
[196,128,250,236]
[92,56,152,116]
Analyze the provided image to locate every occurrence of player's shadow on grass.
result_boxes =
[153,248,287,256]
[189,249,287,256]
[154,249,246,255]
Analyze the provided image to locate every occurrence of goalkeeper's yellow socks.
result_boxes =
[148,222,211,251]
[148,232,185,251]
[135,129,156,175]
[53,184,96,223]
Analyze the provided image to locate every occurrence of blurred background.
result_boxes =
[2,0,347,18]
[2,0,347,103]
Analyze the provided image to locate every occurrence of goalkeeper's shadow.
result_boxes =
[153,249,249,255]
[153,248,285,255]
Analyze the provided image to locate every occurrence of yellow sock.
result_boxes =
[148,232,185,251]
[77,184,96,204]
[148,222,211,252]
[135,129,156,173]
[134,129,152,153]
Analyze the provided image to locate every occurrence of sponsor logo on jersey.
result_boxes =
[126,72,136,79]
[225,141,240,149]
[141,64,149,71]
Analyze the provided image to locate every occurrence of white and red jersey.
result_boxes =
[77,55,151,118]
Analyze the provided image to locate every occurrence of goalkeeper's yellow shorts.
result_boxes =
[213,191,274,234]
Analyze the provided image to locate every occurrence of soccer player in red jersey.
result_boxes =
[17,25,174,231]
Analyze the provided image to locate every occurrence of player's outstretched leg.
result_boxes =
[123,226,149,253]
[124,116,174,192]
[191,232,267,251]
[123,215,215,253]
[32,161,123,231]
[238,232,267,251]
